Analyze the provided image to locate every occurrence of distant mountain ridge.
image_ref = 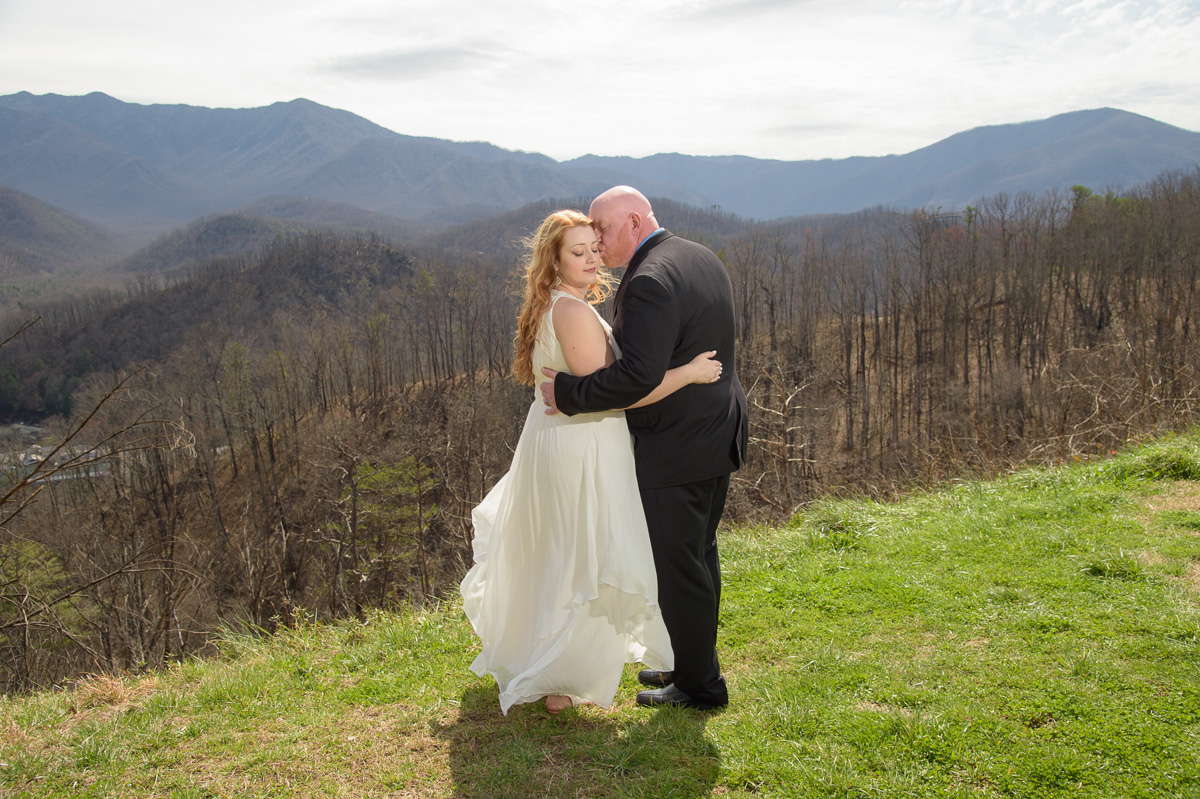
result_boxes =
[1,92,1198,237]
[0,92,623,235]
[565,109,1200,218]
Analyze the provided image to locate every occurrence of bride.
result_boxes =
[460,209,721,714]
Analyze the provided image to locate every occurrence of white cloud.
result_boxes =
[326,45,503,80]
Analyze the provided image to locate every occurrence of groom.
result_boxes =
[541,186,748,710]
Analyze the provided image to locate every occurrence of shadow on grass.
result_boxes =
[437,681,720,798]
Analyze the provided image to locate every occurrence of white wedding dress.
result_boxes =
[460,290,673,714]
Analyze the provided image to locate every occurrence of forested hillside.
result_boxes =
[0,186,125,278]
[2,166,1200,692]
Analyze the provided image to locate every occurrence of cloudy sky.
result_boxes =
[1,0,1197,162]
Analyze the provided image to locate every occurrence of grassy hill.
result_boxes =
[3,433,1199,798]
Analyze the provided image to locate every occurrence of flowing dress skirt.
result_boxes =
[460,400,673,714]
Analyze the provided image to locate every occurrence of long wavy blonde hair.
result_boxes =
[512,210,615,385]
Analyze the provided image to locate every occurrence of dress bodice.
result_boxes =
[534,290,619,395]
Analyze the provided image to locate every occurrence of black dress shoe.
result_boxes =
[636,684,727,711]
[637,669,674,687]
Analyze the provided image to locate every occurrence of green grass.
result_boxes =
[4,433,1200,798]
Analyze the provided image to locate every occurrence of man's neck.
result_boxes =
[632,227,666,260]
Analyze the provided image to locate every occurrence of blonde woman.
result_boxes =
[460,210,721,714]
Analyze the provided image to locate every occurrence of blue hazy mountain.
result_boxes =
[1,92,1197,237]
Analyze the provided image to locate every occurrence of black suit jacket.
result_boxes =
[554,230,749,489]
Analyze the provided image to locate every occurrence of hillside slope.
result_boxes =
[110,213,301,274]
[0,232,418,420]
[4,433,1198,798]
[0,185,125,277]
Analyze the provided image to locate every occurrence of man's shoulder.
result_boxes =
[643,232,717,262]
[640,234,723,279]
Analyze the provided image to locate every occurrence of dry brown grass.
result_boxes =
[1141,479,1200,519]
[113,704,462,799]
[71,673,158,712]
[1138,480,1200,594]
[1184,562,1200,591]
[855,701,916,717]
[0,715,28,750]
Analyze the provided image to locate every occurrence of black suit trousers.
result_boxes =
[639,473,731,705]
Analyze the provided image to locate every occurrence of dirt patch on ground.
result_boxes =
[160,704,458,799]
[1142,480,1200,517]
[856,701,916,717]
[1139,550,1167,566]
[1130,481,1200,594]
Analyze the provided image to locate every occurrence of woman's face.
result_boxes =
[556,225,600,295]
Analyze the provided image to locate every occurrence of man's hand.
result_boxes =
[539,368,561,415]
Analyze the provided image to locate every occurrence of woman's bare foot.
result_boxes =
[546,694,572,714]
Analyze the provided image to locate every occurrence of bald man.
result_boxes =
[541,186,748,710]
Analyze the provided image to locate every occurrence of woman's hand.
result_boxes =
[682,350,722,384]
[540,368,560,414]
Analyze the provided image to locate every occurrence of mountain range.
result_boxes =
[1,91,1199,245]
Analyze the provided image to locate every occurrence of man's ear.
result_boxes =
[628,212,642,236]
